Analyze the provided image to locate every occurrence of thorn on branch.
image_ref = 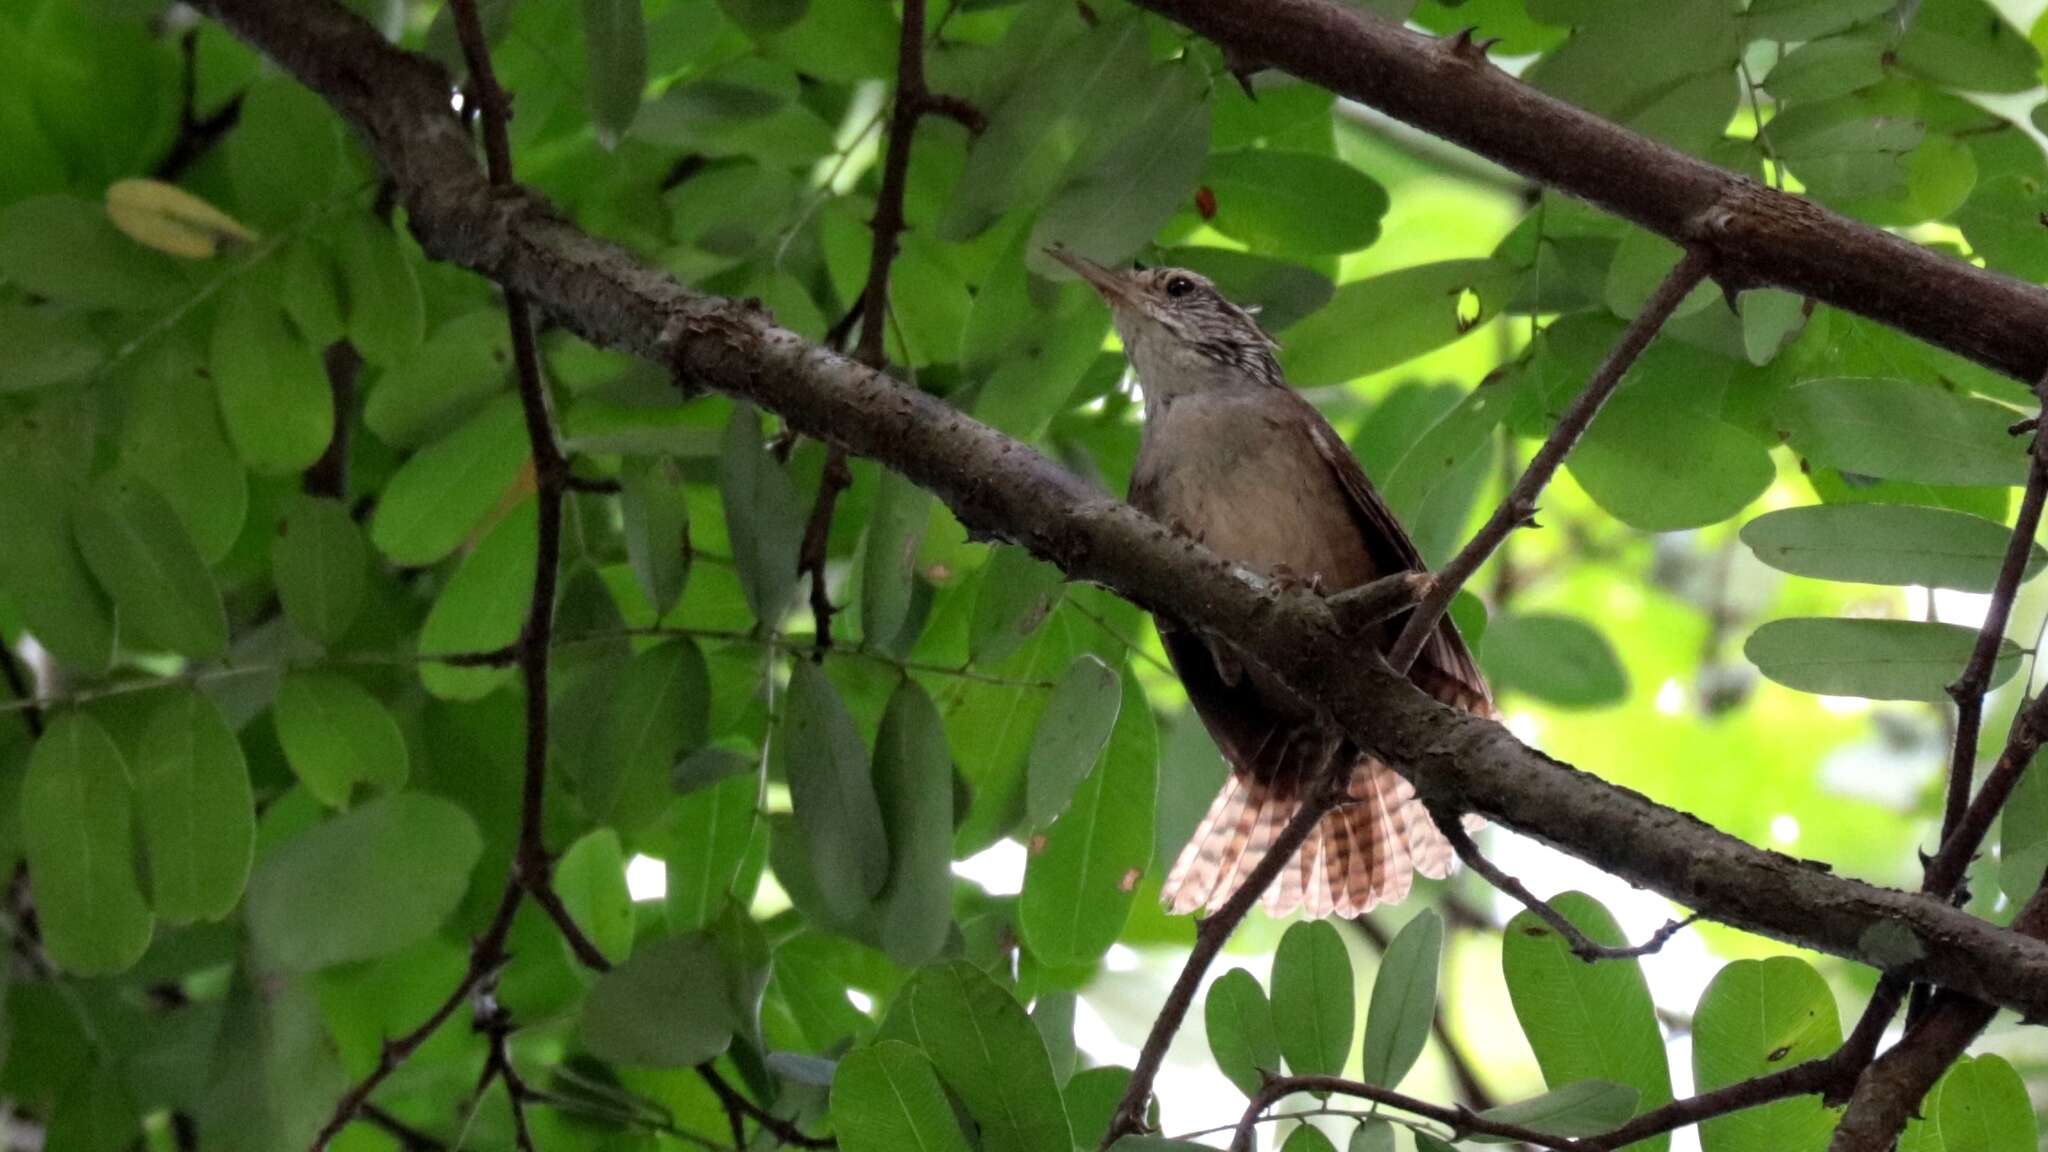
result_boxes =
[1443,27,1499,63]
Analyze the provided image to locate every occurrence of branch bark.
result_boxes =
[190,0,2048,1036]
[1130,0,2048,386]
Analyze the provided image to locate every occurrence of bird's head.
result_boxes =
[1046,246,1281,408]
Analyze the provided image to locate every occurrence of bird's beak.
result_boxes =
[1046,245,1137,308]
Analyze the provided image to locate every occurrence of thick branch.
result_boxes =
[1389,248,1707,671]
[1130,0,2048,386]
[191,0,2048,1024]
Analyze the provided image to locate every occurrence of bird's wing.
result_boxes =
[1295,394,1495,716]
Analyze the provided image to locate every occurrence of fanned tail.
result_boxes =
[1161,759,1456,920]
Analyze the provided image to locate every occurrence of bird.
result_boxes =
[1048,246,1495,920]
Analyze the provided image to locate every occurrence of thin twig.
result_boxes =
[360,1104,449,1152]
[699,1065,836,1149]
[1225,1075,1570,1152]
[1438,817,1697,961]
[1104,791,1338,1146]
[1387,248,1709,673]
[154,28,245,181]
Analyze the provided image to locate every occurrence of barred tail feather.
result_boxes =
[1161,760,1457,920]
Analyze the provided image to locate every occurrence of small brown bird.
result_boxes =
[1049,247,1494,919]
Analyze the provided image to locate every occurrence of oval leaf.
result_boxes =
[362,310,511,448]
[74,472,228,660]
[582,0,648,147]
[245,792,483,971]
[892,963,1074,1152]
[1936,1053,2037,1152]
[272,494,369,648]
[135,691,254,925]
[781,660,889,919]
[665,773,758,934]
[417,499,536,700]
[861,470,933,656]
[23,713,153,975]
[1201,150,1388,256]
[1742,504,2046,591]
[1362,908,1442,1089]
[970,546,1067,666]
[1020,666,1155,966]
[1272,919,1355,1078]
[370,397,530,567]
[1775,378,2027,488]
[1692,957,1841,1152]
[1481,613,1629,709]
[1283,260,1510,388]
[720,403,803,626]
[555,827,636,966]
[873,679,956,967]
[832,1041,974,1152]
[622,456,692,617]
[210,281,333,475]
[1745,617,2019,701]
[1205,967,1281,1097]
[1025,655,1122,828]
[1502,891,1672,1152]
[581,933,737,1066]
[273,671,409,808]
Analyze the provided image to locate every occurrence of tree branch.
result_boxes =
[1436,817,1697,961]
[1105,791,1337,1144]
[1388,248,1708,672]
[190,0,2048,1031]
[1129,0,2048,385]
[1226,1075,1571,1152]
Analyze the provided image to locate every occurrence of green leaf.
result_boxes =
[622,456,692,616]
[592,640,712,832]
[721,403,804,626]
[1283,260,1507,388]
[1361,908,1441,1089]
[1025,655,1122,828]
[371,397,530,566]
[271,495,368,648]
[0,195,183,311]
[74,473,228,660]
[1937,1054,2036,1152]
[1281,1127,1339,1152]
[1154,247,1334,333]
[227,77,342,228]
[1201,150,1389,256]
[1895,0,2039,94]
[0,303,102,392]
[781,660,889,919]
[1765,38,1886,104]
[1999,748,2048,903]
[1742,289,1809,366]
[555,827,635,966]
[582,0,648,146]
[337,218,424,369]
[1205,967,1281,1096]
[417,499,536,700]
[246,793,482,971]
[273,671,408,808]
[362,310,511,448]
[1271,920,1354,1078]
[861,470,933,655]
[1775,378,2028,489]
[716,0,808,35]
[1959,174,2048,281]
[1473,1080,1641,1142]
[0,427,114,669]
[23,713,153,975]
[1035,988,1078,1085]
[581,933,737,1066]
[135,691,253,925]
[833,1041,974,1152]
[282,239,345,347]
[1744,0,1893,40]
[1744,618,2019,701]
[1691,957,1841,1152]
[1740,504,2044,591]
[1378,382,1509,567]
[873,680,956,967]
[1032,58,1210,264]
[1020,665,1155,966]
[1350,1120,1396,1152]
[1570,382,1775,533]
[970,546,1067,666]
[1482,613,1629,709]
[892,963,1074,1152]
[118,359,247,564]
[1502,891,1672,1152]
[664,774,757,933]
[210,282,333,476]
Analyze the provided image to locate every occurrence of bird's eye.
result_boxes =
[1165,276,1196,299]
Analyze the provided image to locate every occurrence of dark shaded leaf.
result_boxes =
[581,933,737,1066]
[782,660,889,919]
[135,691,253,925]
[873,680,955,966]
[74,473,227,660]
[1775,378,2027,488]
[272,671,409,808]
[271,495,368,648]
[23,713,153,974]
[832,1041,973,1152]
[721,403,804,626]
[1202,150,1388,256]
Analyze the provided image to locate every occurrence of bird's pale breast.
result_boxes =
[1130,392,1377,592]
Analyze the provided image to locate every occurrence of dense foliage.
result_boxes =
[5,0,2048,1149]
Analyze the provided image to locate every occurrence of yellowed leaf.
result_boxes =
[105,179,258,260]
